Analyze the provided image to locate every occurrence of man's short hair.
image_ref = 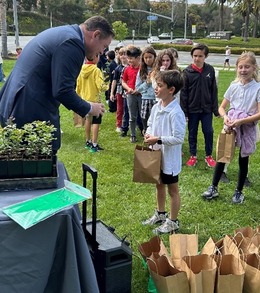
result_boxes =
[84,16,114,39]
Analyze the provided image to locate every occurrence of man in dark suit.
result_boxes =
[0,16,114,151]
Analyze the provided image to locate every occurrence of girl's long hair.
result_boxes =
[151,49,177,79]
[235,51,259,82]
[139,46,157,81]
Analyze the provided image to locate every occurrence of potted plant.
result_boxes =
[0,119,57,179]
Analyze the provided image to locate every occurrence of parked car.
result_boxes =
[147,36,160,44]
[171,38,193,45]
[159,33,170,38]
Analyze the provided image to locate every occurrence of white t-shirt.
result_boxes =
[224,80,260,115]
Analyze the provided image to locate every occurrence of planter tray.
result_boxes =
[0,165,58,191]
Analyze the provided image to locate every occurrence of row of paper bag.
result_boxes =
[138,226,260,293]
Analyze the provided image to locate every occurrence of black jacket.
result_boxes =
[180,63,219,117]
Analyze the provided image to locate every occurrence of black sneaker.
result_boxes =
[85,141,93,149]
[89,144,104,153]
[232,190,244,204]
[120,131,127,137]
[220,172,229,183]
[130,136,137,143]
[244,177,251,187]
[202,185,219,200]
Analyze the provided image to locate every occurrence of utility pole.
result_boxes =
[12,0,19,47]
[149,8,152,37]
[184,0,188,39]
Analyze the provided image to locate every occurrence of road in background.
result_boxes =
[5,36,260,67]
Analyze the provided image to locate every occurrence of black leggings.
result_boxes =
[212,149,249,191]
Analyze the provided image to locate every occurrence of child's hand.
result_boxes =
[144,135,158,145]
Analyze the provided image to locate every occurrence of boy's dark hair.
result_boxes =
[191,43,209,57]
[106,50,115,60]
[126,46,142,58]
[155,70,184,95]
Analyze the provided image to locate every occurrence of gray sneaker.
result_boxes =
[142,210,167,225]
[202,185,219,200]
[232,190,244,204]
[153,218,179,234]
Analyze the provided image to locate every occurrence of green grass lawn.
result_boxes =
[1,60,260,292]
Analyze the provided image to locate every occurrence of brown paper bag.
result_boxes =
[242,253,260,293]
[182,254,217,293]
[170,234,198,269]
[133,145,161,184]
[216,130,236,163]
[147,254,190,293]
[201,237,218,255]
[138,236,170,261]
[215,235,240,259]
[234,226,255,238]
[215,254,244,293]
[233,232,258,254]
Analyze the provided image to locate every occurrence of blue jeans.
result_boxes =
[188,112,213,156]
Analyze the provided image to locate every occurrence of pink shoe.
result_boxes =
[186,156,197,167]
[205,156,216,168]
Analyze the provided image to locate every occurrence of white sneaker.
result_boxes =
[153,218,179,234]
[142,210,167,225]
[116,127,121,133]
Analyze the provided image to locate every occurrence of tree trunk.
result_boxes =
[252,11,259,38]
[243,3,250,42]
[0,0,8,58]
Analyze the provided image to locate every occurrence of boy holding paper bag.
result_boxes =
[142,70,186,234]
[202,52,260,204]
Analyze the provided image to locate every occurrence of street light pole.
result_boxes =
[149,8,152,37]
[170,0,175,41]
[184,0,188,39]
[12,0,19,47]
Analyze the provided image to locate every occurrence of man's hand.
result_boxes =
[89,102,105,117]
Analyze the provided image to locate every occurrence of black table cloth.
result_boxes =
[0,162,99,293]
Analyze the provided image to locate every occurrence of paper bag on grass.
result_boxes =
[233,231,258,254]
[215,254,244,293]
[242,253,260,293]
[215,235,240,259]
[182,254,217,293]
[169,234,198,269]
[133,145,161,184]
[138,236,170,261]
[234,226,255,238]
[147,254,190,293]
[216,130,236,163]
[201,237,219,255]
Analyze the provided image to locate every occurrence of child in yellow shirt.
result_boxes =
[76,55,108,152]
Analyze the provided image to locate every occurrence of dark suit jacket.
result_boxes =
[0,24,91,150]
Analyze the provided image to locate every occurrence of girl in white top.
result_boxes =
[203,51,260,204]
